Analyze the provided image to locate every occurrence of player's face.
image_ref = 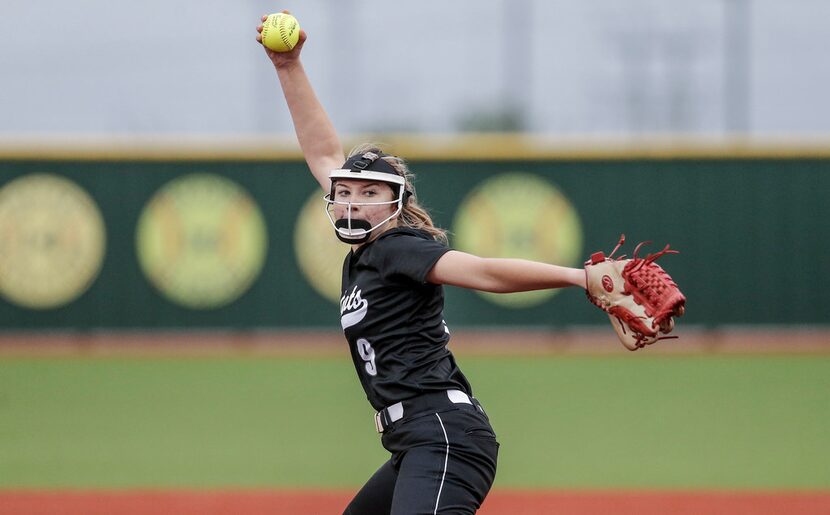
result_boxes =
[332,179,398,227]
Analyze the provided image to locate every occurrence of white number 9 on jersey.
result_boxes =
[356,338,378,376]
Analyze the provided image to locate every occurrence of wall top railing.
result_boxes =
[2,135,830,162]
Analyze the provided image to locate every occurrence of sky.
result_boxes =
[2,0,828,136]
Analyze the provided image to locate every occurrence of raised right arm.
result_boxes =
[257,14,344,191]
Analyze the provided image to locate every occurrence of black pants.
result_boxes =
[344,400,499,515]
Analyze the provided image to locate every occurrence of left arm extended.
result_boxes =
[426,250,586,293]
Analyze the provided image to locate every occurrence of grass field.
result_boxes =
[2,354,829,491]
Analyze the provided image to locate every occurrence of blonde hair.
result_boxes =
[347,143,448,244]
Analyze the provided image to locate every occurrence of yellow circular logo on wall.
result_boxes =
[0,173,106,309]
[452,173,583,308]
[136,174,268,309]
[294,189,349,304]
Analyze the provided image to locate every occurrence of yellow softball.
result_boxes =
[261,13,300,52]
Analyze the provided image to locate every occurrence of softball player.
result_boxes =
[257,18,587,515]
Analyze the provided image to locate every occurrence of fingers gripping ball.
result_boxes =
[584,235,686,351]
[261,13,300,52]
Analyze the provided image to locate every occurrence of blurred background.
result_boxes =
[3,0,830,135]
[1,1,829,514]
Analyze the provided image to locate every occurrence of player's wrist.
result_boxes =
[575,268,588,289]
[274,58,302,72]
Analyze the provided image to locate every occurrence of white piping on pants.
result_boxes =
[433,413,450,515]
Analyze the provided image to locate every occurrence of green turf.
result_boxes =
[0,355,828,489]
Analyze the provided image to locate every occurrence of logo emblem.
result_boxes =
[602,275,614,293]
[453,173,583,308]
[0,173,106,309]
[136,173,268,309]
[294,189,349,304]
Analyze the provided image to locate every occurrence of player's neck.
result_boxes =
[352,220,399,251]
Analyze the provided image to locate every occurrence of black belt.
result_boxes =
[374,389,484,433]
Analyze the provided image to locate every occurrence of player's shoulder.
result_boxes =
[377,227,435,243]
[375,228,446,250]
[360,228,444,262]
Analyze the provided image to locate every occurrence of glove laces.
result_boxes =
[623,241,684,323]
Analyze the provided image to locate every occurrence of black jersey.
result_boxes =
[339,227,473,410]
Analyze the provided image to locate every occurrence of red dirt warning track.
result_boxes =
[2,489,829,515]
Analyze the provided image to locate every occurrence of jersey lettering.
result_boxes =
[340,285,368,329]
[356,338,377,376]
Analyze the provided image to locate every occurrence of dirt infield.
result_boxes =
[3,489,829,515]
[0,327,827,357]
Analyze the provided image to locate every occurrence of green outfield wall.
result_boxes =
[1,153,828,329]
